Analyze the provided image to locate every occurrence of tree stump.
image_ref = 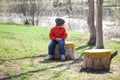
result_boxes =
[54,42,75,60]
[83,49,112,71]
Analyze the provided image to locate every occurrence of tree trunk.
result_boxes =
[82,49,118,72]
[83,49,111,71]
[53,0,59,7]
[32,14,35,25]
[66,0,72,13]
[54,42,75,60]
[96,0,104,49]
[87,0,96,45]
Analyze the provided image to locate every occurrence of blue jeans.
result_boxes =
[48,40,65,55]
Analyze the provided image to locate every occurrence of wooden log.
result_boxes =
[54,42,75,60]
[83,49,112,71]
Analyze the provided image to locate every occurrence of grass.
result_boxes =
[0,22,120,80]
[103,0,120,7]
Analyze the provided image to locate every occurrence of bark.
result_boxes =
[66,0,72,13]
[110,51,118,60]
[53,0,59,7]
[87,0,96,45]
[54,42,75,60]
[96,0,104,49]
[83,49,112,71]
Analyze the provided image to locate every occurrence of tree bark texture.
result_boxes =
[83,49,112,71]
[87,0,96,45]
[96,0,104,49]
[54,42,75,60]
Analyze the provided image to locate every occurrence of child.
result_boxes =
[48,18,67,61]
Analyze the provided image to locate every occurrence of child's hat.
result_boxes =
[55,18,65,26]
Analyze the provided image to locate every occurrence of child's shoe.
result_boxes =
[61,55,65,61]
[47,55,53,60]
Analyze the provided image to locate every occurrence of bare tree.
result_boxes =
[87,0,96,45]
[96,0,104,49]
[12,0,31,24]
[53,0,59,7]
[0,0,10,13]
[12,0,50,25]
[66,0,72,13]
[0,0,3,12]
[113,0,120,25]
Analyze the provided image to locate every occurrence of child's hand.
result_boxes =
[56,38,62,41]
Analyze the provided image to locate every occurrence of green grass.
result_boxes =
[0,22,120,80]
[103,0,120,7]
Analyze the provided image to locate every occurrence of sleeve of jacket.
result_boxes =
[61,28,67,40]
[49,28,56,40]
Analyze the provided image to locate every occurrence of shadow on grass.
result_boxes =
[0,63,65,80]
[75,44,95,58]
[0,54,47,65]
[79,67,112,74]
[75,44,94,51]
[40,57,84,79]
[0,57,83,80]
[0,44,95,80]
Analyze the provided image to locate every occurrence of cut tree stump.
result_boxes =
[83,49,112,71]
[54,42,75,60]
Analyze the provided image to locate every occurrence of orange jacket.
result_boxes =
[49,26,67,40]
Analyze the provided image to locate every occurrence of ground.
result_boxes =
[0,23,120,80]
[0,54,120,80]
